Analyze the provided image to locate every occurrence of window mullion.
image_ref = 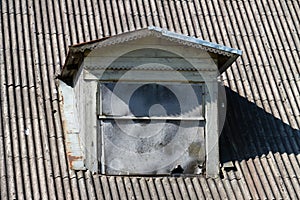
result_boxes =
[98,115,205,121]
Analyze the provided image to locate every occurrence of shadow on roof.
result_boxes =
[220,87,300,163]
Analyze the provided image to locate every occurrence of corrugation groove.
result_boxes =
[117,0,129,33]
[52,0,68,71]
[99,176,111,199]
[259,1,297,127]
[86,0,97,41]
[76,171,89,199]
[230,1,262,102]
[176,178,190,200]
[269,153,292,199]
[201,0,217,43]
[0,105,6,199]
[91,175,104,199]
[166,178,183,199]
[232,14,278,192]
[167,0,181,33]
[124,177,135,200]
[253,3,298,191]
[277,156,298,199]
[153,178,167,200]
[141,0,153,27]
[220,176,238,200]
[210,1,229,47]
[41,1,68,197]
[85,171,97,200]
[213,178,229,200]
[181,1,194,37]
[222,2,247,97]
[162,0,175,31]
[97,0,110,37]
[105,1,117,36]
[129,0,142,30]
[13,2,31,199]
[116,177,128,199]
[194,1,209,41]
[73,0,84,43]
[136,0,148,28]
[90,0,102,39]
[186,1,200,38]
[207,1,224,45]
[248,159,268,199]
[112,0,123,35]
[123,0,135,31]
[254,158,275,199]
[191,178,205,199]
[139,178,151,200]
[269,2,300,125]
[80,0,92,42]
[1,1,300,199]
[234,166,253,200]
[199,177,214,199]
[0,3,7,193]
[35,1,63,198]
[264,154,284,199]
[273,1,300,129]
[276,1,300,55]
[161,178,174,200]
[131,177,144,199]
[174,1,187,35]
[25,3,45,199]
[6,1,27,199]
[253,113,285,198]
[154,0,164,27]
[73,0,85,43]
[69,170,80,200]
[183,178,197,200]
[15,1,35,199]
[240,97,271,199]
[65,0,78,45]
[206,178,221,199]
[150,0,160,27]
[225,95,258,198]
[31,1,54,198]
[30,0,56,198]
[270,154,291,199]
[108,176,121,200]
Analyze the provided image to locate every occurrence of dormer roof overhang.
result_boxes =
[60,26,242,85]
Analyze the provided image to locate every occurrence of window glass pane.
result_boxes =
[100,119,205,175]
[101,83,203,118]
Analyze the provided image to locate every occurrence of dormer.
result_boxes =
[59,27,242,178]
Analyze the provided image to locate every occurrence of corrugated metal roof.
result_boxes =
[1,0,300,199]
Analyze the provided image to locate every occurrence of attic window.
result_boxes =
[98,82,205,175]
[59,26,242,178]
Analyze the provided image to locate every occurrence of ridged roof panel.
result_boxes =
[1,0,300,199]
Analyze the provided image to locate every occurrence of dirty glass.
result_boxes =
[99,82,205,175]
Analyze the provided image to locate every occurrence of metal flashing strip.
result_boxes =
[148,26,242,57]
[70,26,242,58]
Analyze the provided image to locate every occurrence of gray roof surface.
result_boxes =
[1,0,300,199]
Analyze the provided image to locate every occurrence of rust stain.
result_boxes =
[68,155,83,169]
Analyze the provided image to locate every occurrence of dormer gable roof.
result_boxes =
[60,26,242,85]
